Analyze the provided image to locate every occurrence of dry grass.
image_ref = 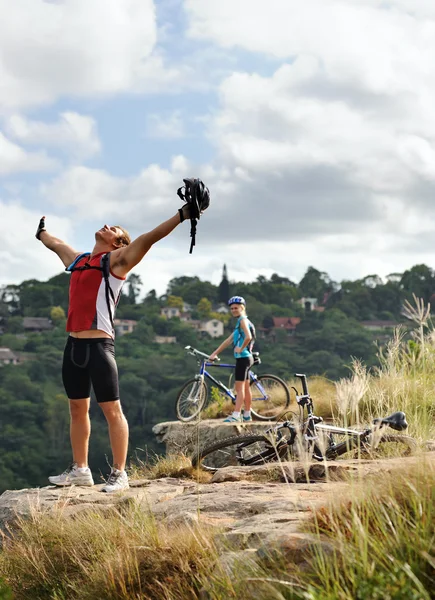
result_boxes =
[334,331,435,442]
[298,459,435,600]
[128,453,212,484]
[287,375,337,420]
[0,504,220,600]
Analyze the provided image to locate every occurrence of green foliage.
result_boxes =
[4,316,23,334]
[299,266,334,301]
[0,579,13,600]
[197,297,212,319]
[166,295,184,309]
[50,305,65,322]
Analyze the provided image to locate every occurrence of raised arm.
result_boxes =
[110,206,190,277]
[36,216,80,268]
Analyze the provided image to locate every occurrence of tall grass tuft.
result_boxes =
[334,296,435,442]
[299,459,435,600]
[129,452,212,484]
[0,504,219,600]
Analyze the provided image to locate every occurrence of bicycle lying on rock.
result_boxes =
[192,373,417,471]
[175,346,290,422]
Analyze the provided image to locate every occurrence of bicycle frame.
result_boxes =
[267,373,378,461]
[199,360,261,402]
[186,346,266,405]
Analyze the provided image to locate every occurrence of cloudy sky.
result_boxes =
[1,0,435,295]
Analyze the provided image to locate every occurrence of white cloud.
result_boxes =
[5,112,101,160]
[146,110,185,139]
[0,132,58,175]
[0,0,182,110]
[183,1,435,222]
[40,161,186,222]
[0,200,73,286]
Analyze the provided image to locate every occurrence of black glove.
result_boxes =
[36,216,46,240]
[177,178,210,253]
[177,178,210,220]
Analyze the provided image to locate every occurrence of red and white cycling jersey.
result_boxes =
[66,252,125,338]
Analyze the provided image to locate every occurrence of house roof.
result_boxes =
[114,319,137,325]
[360,320,399,328]
[22,317,53,330]
[0,347,18,361]
[272,317,301,329]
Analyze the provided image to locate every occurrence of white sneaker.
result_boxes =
[48,463,94,487]
[101,468,129,493]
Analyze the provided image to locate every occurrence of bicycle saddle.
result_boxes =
[373,411,408,431]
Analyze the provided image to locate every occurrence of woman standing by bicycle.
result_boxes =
[209,296,255,422]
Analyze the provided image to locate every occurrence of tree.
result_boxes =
[218,264,230,303]
[168,276,218,305]
[400,265,435,302]
[167,295,184,309]
[126,273,143,304]
[5,316,23,334]
[299,267,335,302]
[197,297,212,319]
[143,289,160,307]
[50,306,65,323]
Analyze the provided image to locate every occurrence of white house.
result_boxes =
[154,335,177,344]
[0,347,19,366]
[299,297,318,311]
[200,319,224,338]
[215,304,229,314]
[114,319,137,336]
[160,307,181,319]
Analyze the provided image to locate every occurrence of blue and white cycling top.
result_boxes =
[233,316,254,359]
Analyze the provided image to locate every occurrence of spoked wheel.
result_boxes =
[250,374,291,421]
[191,434,288,471]
[329,433,417,459]
[175,378,208,422]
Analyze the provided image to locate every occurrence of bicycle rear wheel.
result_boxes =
[175,378,208,422]
[250,374,291,421]
[191,434,287,471]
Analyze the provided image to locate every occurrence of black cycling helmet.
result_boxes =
[177,178,210,220]
[228,296,246,306]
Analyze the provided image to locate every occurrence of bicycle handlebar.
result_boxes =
[184,345,221,362]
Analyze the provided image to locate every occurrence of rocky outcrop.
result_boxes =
[1,454,433,554]
[152,419,274,456]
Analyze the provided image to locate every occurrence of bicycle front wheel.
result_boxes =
[191,434,287,471]
[175,378,208,422]
[250,374,291,420]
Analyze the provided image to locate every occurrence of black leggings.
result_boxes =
[235,356,254,381]
[62,337,119,403]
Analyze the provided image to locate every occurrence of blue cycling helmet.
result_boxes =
[228,296,246,306]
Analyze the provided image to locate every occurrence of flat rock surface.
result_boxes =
[153,419,274,456]
[1,453,433,552]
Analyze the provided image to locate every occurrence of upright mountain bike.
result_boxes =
[192,373,417,470]
[175,346,290,422]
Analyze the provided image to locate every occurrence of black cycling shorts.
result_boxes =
[62,337,120,403]
[235,356,254,382]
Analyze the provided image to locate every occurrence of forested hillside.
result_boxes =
[0,263,433,492]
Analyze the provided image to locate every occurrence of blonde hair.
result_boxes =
[114,225,131,247]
